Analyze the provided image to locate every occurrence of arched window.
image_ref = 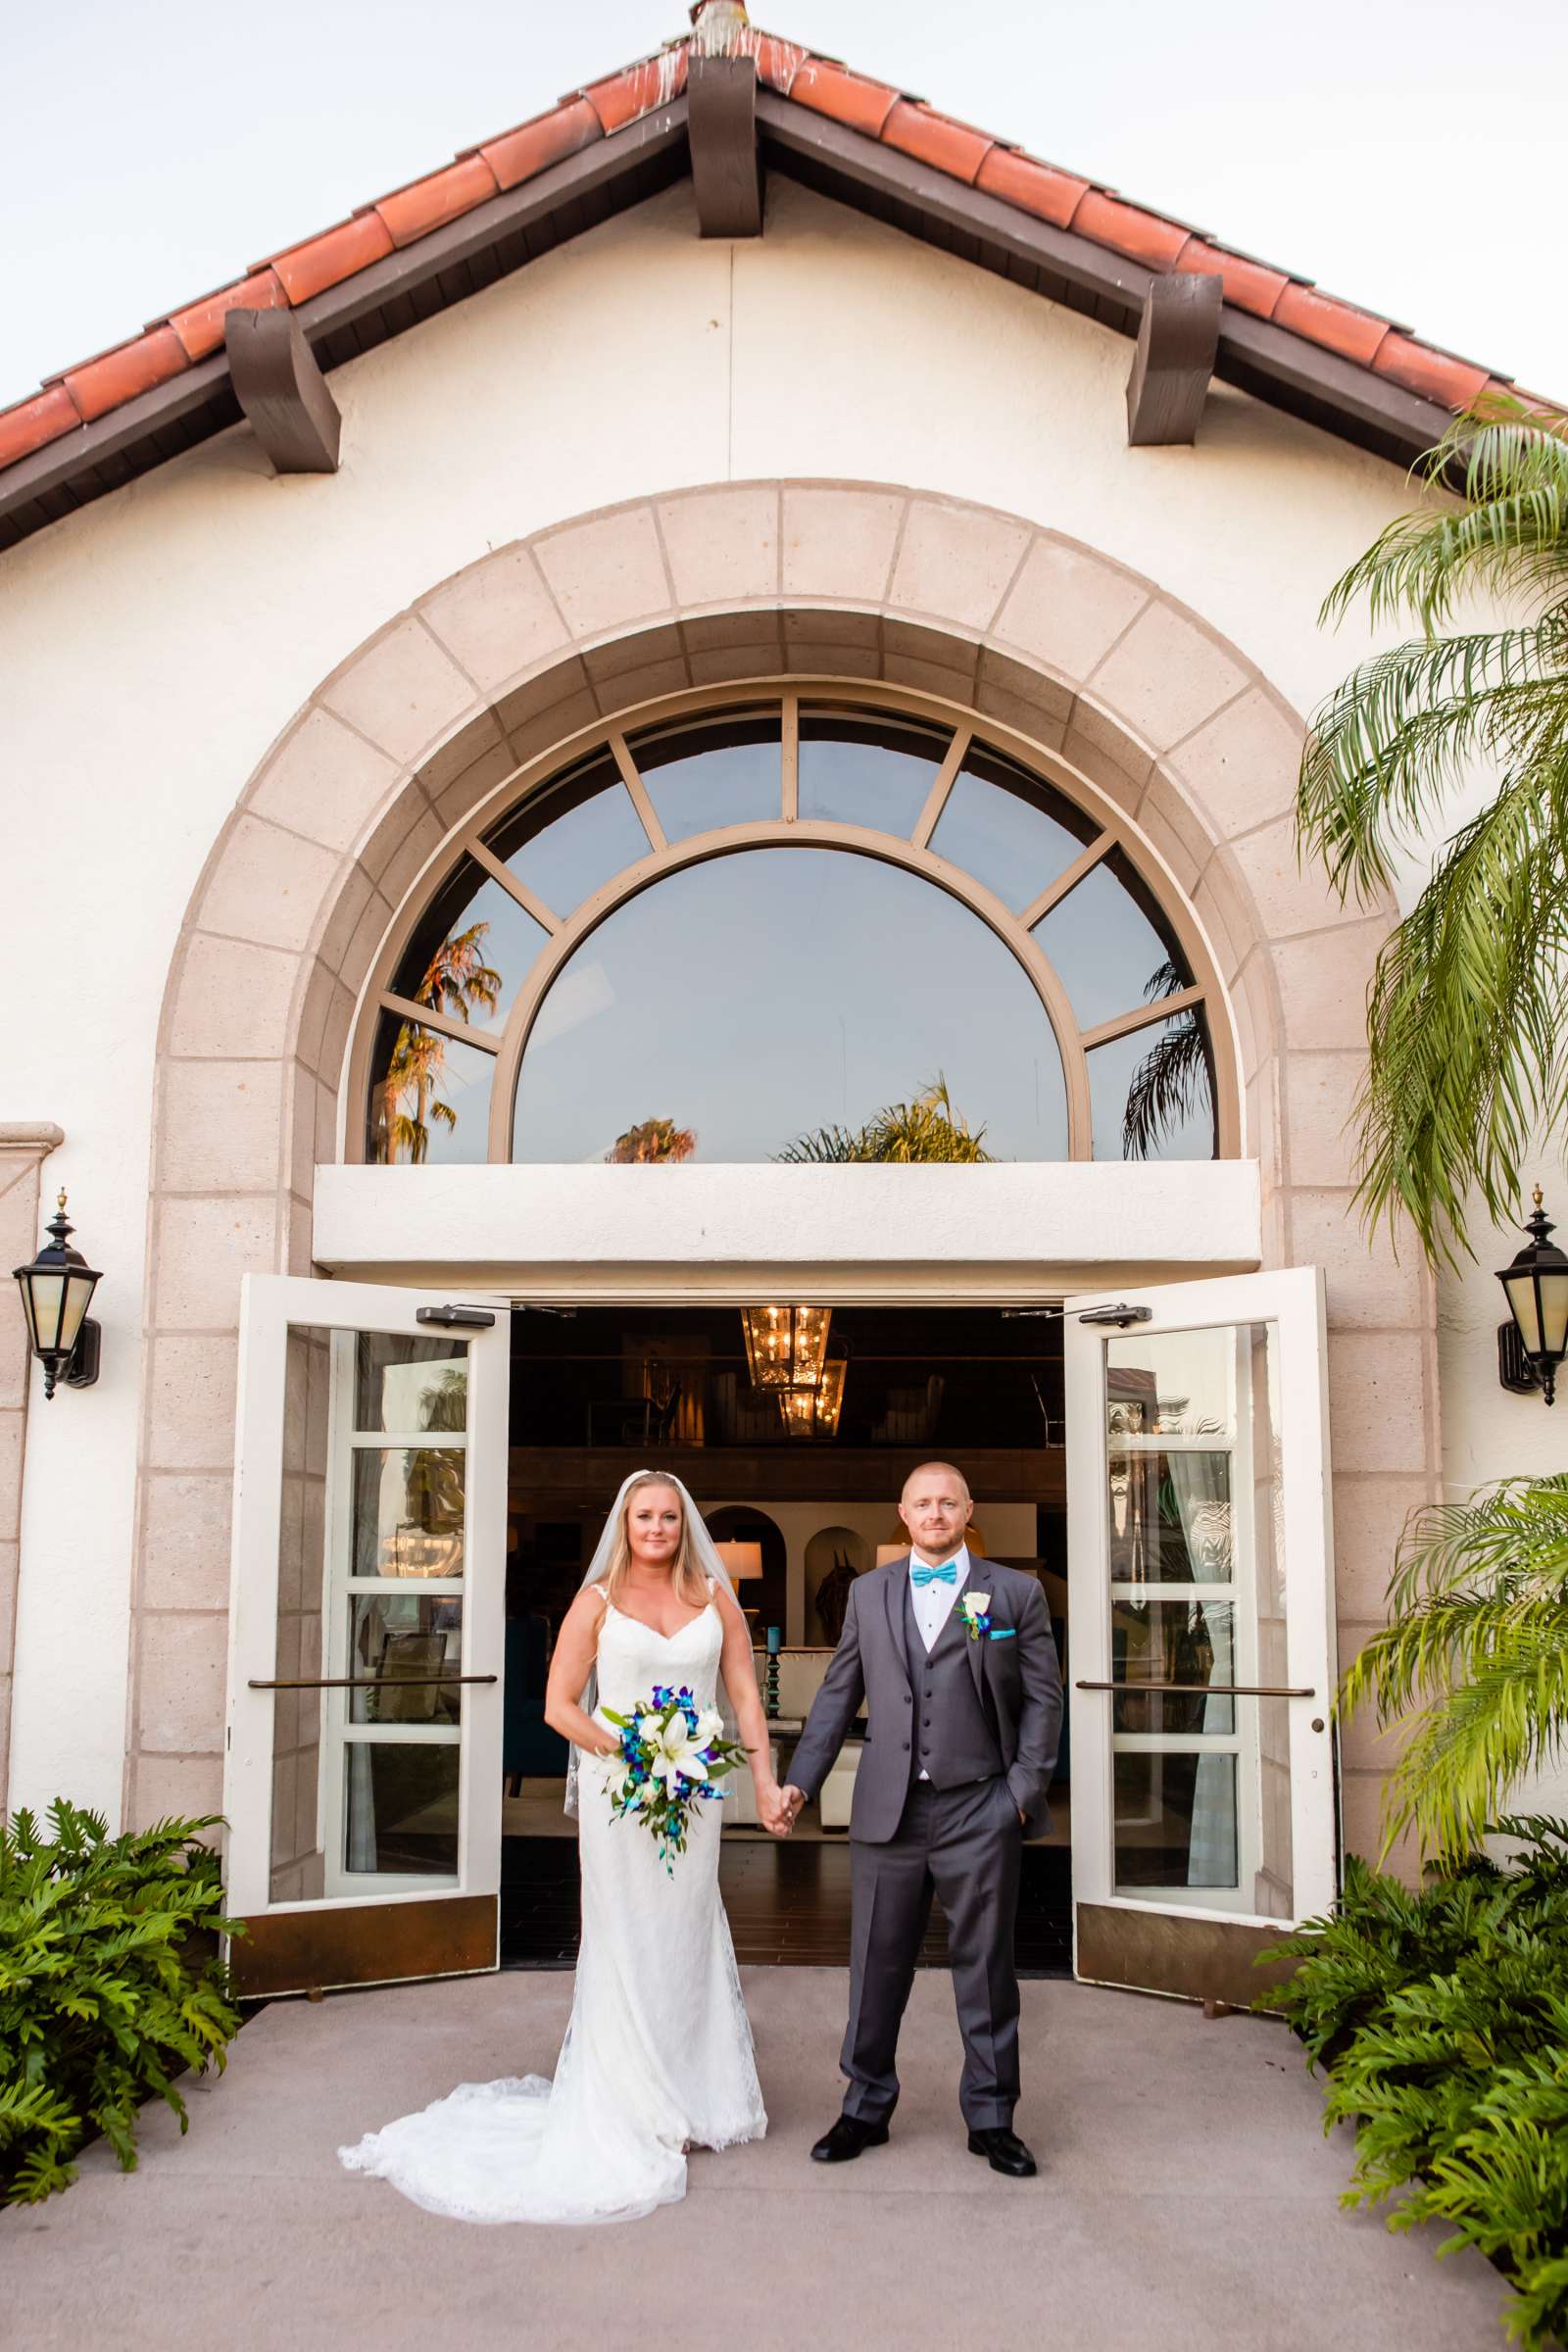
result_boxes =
[359,697,1230,1167]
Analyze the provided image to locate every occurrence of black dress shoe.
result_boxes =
[810,2114,891,2163]
[967,2126,1037,2177]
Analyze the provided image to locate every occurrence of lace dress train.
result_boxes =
[338,1595,765,2225]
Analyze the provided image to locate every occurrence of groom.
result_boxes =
[773,1463,1062,2177]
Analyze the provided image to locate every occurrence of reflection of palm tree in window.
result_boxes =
[776,1075,994,1163]
[418,1368,467,1434]
[380,924,502,1164]
[1122,960,1212,1159]
[606,1117,698,1163]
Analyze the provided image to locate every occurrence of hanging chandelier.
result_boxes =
[740,1303,831,1392]
[778,1358,847,1440]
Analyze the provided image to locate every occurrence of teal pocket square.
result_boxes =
[988,1627,1017,1642]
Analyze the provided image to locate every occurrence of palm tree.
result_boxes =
[777,1076,993,1163]
[1337,1476,1568,1860]
[1122,959,1214,1159]
[607,1118,698,1163]
[378,923,503,1164]
[1296,398,1568,1266]
[1296,398,1568,1859]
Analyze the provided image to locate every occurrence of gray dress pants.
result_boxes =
[841,1774,1023,2132]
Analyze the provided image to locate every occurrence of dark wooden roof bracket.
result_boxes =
[225,309,341,473]
[1126,272,1222,446]
[689,52,763,236]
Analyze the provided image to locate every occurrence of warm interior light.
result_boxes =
[712,1541,764,1582]
[740,1303,831,1391]
[778,1357,846,1439]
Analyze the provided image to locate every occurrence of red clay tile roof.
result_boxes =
[0,4,1545,489]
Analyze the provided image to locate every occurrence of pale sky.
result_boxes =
[5,0,1564,412]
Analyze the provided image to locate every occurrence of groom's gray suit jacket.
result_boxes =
[788,1557,1063,1840]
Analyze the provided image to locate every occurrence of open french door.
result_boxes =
[222,1276,510,1997]
[1063,1267,1338,2005]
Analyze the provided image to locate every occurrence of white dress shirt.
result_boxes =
[908,1543,970,1653]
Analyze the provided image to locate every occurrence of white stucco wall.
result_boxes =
[0,172,1510,1823]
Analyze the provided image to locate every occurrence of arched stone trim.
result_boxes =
[128,482,1437,1871]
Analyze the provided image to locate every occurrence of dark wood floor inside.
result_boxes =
[500,1838,1073,1975]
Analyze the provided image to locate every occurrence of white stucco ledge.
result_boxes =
[312,1159,1263,1299]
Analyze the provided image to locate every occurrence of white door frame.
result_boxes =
[1064,1266,1338,1954]
[223,1275,510,1935]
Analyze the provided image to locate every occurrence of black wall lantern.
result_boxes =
[13,1191,102,1398]
[1496,1187,1568,1406]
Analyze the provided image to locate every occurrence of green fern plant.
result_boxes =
[1265,1821,1568,2349]
[0,1797,243,2205]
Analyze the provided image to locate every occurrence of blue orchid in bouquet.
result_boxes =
[601,1684,750,1872]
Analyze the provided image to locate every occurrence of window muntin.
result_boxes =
[628,711,781,841]
[482,750,650,917]
[1031,844,1194,1033]
[928,742,1101,913]
[359,693,1229,1166]
[796,708,949,835]
[511,846,1070,1164]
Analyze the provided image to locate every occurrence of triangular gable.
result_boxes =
[0,3,1544,553]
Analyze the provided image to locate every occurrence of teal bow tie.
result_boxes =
[910,1560,958,1588]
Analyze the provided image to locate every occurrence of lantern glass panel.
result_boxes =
[58,1269,96,1354]
[23,1270,67,1353]
[1503,1267,1546,1355]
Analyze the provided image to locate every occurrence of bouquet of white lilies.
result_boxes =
[602,1684,750,1872]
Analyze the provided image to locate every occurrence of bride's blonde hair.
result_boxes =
[600,1474,709,1611]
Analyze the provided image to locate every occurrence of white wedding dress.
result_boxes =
[339,1586,766,2225]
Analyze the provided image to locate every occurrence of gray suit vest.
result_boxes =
[905,1577,1004,1790]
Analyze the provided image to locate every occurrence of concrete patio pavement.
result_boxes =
[4,1968,1507,2352]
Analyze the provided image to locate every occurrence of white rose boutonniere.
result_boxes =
[958,1591,993,1642]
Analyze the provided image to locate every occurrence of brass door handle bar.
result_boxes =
[247,1674,499,1691]
[1075,1680,1316,1698]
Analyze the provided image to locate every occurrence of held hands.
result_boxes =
[760,1784,807,1838]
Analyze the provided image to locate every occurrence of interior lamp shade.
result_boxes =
[713,1541,764,1582]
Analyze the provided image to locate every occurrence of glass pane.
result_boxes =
[1088,1006,1216,1161]
[1111,1598,1236,1733]
[1114,1751,1238,1891]
[352,1447,466,1579]
[1030,845,1194,1032]
[797,708,950,836]
[484,751,650,916]
[928,743,1100,913]
[270,1325,330,1904]
[512,845,1069,1161]
[347,1593,464,1725]
[367,1011,494,1166]
[390,858,550,1041]
[628,711,780,840]
[1107,1326,1237,1438]
[355,1335,468,1434]
[1107,1451,1234,1584]
[343,1742,459,1878]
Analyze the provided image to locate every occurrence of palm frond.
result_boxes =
[1341,756,1568,1260]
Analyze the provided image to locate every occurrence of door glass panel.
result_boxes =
[1102,1320,1292,1917]
[1107,1452,1234,1583]
[797,708,950,836]
[512,844,1069,1162]
[627,711,781,840]
[351,1447,466,1579]
[928,743,1100,912]
[355,1334,468,1433]
[343,1744,460,1877]
[367,1011,495,1167]
[484,751,651,916]
[347,1593,464,1725]
[1111,1598,1236,1734]
[1088,1006,1216,1161]
[1029,845,1193,1032]
[390,857,550,1041]
[1114,1751,1239,1890]
[270,1326,330,1904]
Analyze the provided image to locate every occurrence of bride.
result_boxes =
[339,1470,783,2225]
